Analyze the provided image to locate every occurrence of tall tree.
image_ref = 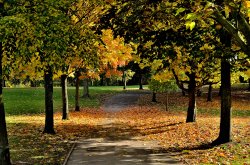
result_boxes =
[0,42,11,165]
[0,0,31,163]
[24,0,77,134]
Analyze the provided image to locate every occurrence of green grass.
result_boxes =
[160,105,249,117]
[3,86,131,115]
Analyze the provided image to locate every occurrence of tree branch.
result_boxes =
[212,9,249,55]
[237,12,250,46]
[172,69,188,92]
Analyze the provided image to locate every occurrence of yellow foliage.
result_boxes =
[98,29,133,77]
[152,69,173,82]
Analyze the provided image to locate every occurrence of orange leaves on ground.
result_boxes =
[113,106,249,164]
[7,108,107,165]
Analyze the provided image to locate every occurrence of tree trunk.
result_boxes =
[75,72,80,111]
[82,78,90,98]
[43,66,55,134]
[182,89,185,96]
[213,58,232,145]
[196,89,202,97]
[186,74,197,123]
[139,73,143,90]
[248,78,250,91]
[61,74,69,120]
[218,86,222,96]
[123,70,126,90]
[0,43,11,165]
[30,80,36,87]
[152,92,157,102]
[207,83,213,102]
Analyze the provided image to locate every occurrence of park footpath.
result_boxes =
[63,91,183,165]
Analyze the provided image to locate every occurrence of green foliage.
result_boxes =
[148,79,178,93]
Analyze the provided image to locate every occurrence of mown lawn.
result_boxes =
[3,86,132,115]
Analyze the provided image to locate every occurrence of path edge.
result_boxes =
[62,142,76,165]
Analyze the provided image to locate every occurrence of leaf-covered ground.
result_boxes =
[6,91,250,164]
[7,109,107,164]
[114,107,250,164]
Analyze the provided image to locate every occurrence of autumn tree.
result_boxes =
[98,29,133,84]
[169,0,250,144]
[19,0,78,134]
[0,0,33,163]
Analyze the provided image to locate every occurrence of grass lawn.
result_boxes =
[3,85,138,115]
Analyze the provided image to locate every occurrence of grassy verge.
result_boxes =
[138,91,250,117]
[3,86,130,115]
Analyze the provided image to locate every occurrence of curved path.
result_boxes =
[103,90,150,112]
[64,90,182,165]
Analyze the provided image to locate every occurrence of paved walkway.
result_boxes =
[64,91,182,165]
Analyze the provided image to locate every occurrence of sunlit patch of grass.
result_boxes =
[3,86,125,115]
[138,91,250,117]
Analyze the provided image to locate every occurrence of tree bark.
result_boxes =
[182,89,185,96]
[82,78,90,98]
[218,86,222,96]
[75,72,80,111]
[196,89,202,97]
[213,58,232,144]
[186,74,197,123]
[43,66,55,134]
[207,83,213,102]
[61,74,69,120]
[0,43,11,165]
[139,73,143,90]
[123,70,126,90]
[152,92,157,102]
[248,78,250,91]
[30,80,36,87]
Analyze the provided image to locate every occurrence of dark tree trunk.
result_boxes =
[186,74,197,123]
[218,86,222,96]
[0,43,11,165]
[3,80,5,87]
[207,83,213,102]
[82,78,90,98]
[43,66,55,134]
[213,58,232,145]
[100,74,104,86]
[196,89,202,97]
[75,72,80,111]
[30,80,36,87]
[139,73,143,90]
[248,78,250,91]
[123,71,126,90]
[212,26,232,145]
[152,92,157,102]
[182,89,185,96]
[61,74,69,120]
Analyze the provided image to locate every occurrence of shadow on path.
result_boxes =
[65,121,182,165]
